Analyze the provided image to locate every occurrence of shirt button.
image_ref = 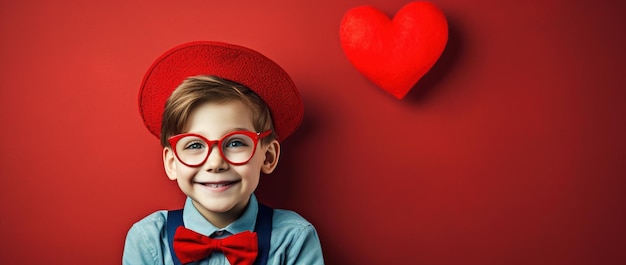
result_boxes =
[215,231,224,236]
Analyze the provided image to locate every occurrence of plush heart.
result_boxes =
[340,1,448,99]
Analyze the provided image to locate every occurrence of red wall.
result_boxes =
[1,0,625,264]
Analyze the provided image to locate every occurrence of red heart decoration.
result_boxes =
[340,1,448,99]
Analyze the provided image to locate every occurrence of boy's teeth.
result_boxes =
[206,183,229,188]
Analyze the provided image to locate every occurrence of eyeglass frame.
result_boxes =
[168,130,272,167]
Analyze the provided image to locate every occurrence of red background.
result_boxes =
[1,0,625,264]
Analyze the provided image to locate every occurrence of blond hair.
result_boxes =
[160,75,276,147]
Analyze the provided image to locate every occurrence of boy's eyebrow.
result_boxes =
[232,127,255,132]
[224,128,258,136]
[185,127,256,137]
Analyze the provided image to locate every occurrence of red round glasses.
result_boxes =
[168,130,272,167]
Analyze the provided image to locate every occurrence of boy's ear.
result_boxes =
[261,140,280,174]
[163,147,178,181]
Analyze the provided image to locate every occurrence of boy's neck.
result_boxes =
[191,199,249,229]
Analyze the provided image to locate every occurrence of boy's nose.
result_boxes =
[204,146,229,172]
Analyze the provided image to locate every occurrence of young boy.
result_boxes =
[123,41,324,265]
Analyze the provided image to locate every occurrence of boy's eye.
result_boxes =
[226,139,247,148]
[185,142,205,150]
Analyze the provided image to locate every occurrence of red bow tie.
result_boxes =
[173,226,258,265]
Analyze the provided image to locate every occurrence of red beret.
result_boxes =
[138,41,303,141]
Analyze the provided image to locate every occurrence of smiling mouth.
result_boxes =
[196,180,240,188]
[205,183,231,188]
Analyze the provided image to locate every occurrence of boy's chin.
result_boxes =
[191,196,250,215]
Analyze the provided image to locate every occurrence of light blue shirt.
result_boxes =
[123,194,324,265]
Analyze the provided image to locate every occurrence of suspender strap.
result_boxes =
[166,202,274,265]
[166,209,184,265]
[255,203,273,265]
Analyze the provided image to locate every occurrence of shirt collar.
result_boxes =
[182,194,259,237]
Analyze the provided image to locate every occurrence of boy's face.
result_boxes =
[163,100,280,226]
